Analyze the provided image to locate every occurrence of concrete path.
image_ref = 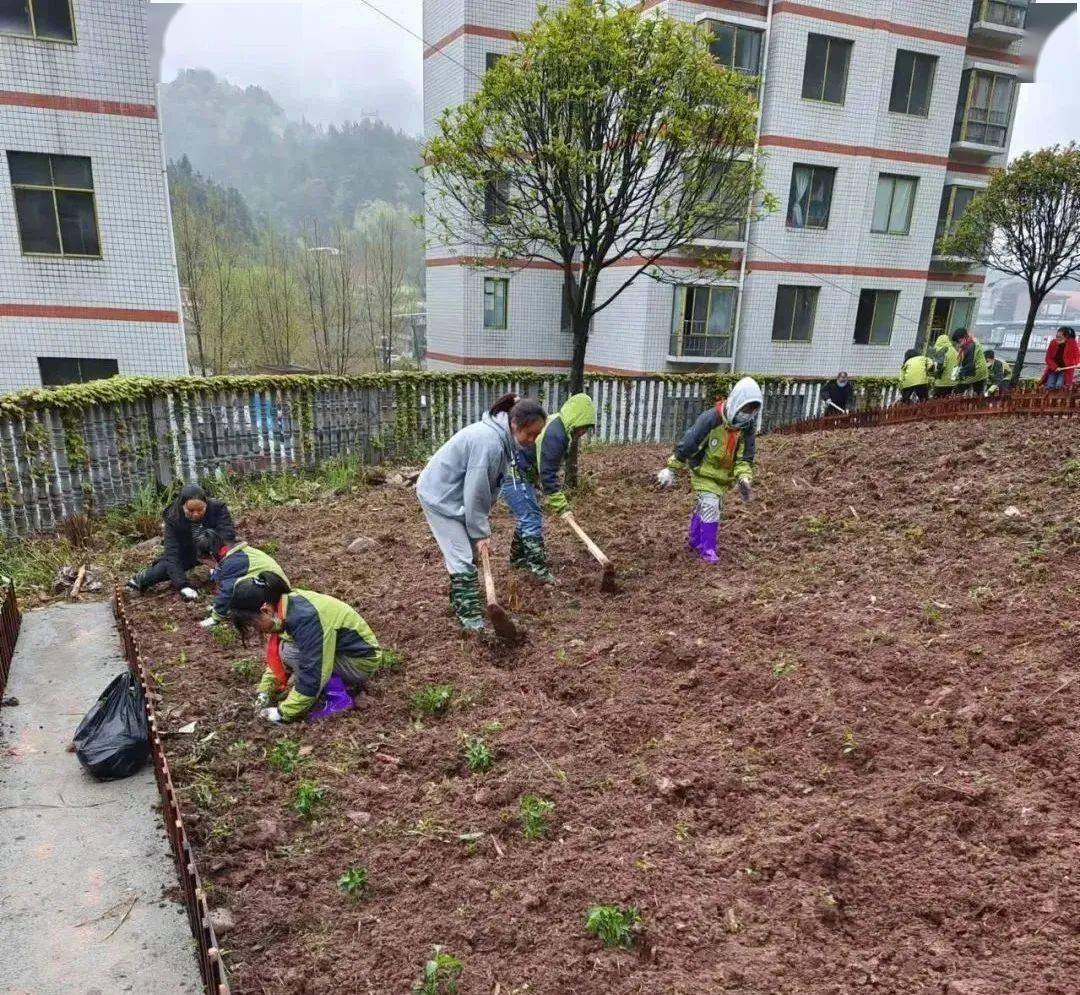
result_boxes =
[0,602,201,995]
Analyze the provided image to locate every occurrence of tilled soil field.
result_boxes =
[125,418,1080,995]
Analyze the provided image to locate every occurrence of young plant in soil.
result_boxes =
[413,946,463,995]
[519,794,554,840]
[338,867,369,899]
[462,735,494,773]
[585,904,642,949]
[294,780,325,819]
[410,684,454,717]
[268,738,302,773]
[231,656,262,682]
[212,624,238,648]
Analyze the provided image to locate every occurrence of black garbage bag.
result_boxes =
[73,671,150,781]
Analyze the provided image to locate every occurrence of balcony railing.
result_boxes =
[669,321,733,360]
[972,0,1028,31]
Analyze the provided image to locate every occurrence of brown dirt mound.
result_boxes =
[125,419,1080,995]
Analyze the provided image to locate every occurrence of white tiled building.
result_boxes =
[423,0,1070,376]
[0,0,187,393]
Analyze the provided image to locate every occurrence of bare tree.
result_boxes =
[247,226,299,368]
[300,224,362,375]
[357,202,411,371]
[172,188,209,375]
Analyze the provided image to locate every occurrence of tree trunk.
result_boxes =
[1010,293,1043,386]
[565,316,590,487]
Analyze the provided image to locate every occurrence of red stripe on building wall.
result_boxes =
[926,271,986,284]
[640,0,767,16]
[771,2,969,47]
[750,261,984,283]
[0,304,180,323]
[965,44,1035,69]
[424,24,519,59]
[0,90,157,118]
[426,256,565,270]
[760,134,950,167]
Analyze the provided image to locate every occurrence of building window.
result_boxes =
[801,33,852,105]
[485,52,502,71]
[919,296,975,348]
[484,174,510,224]
[936,185,978,241]
[872,174,918,235]
[710,22,764,78]
[889,50,937,116]
[670,285,737,358]
[972,0,1029,30]
[853,289,899,345]
[0,0,74,42]
[484,277,508,330]
[38,357,119,387]
[954,70,1016,147]
[787,164,836,230]
[8,152,100,257]
[772,286,819,343]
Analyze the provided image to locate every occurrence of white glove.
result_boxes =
[259,707,284,724]
[198,615,218,629]
[179,587,199,602]
[737,478,753,503]
[950,367,961,383]
[657,468,676,489]
[255,691,271,709]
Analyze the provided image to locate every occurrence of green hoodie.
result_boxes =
[931,333,958,388]
[525,393,597,514]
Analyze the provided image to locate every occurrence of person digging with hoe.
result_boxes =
[658,377,763,565]
[228,572,389,724]
[126,484,235,602]
[194,530,289,629]
[502,392,597,584]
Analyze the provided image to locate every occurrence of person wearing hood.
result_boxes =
[899,349,933,404]
[930,331,959,397]
[951,327,988,395]
[1042,326,1079,389]
[126,484,236,601]
[228,572,387,723]
[194,530,290,628]
[821,372,853,415]
[657,377,763,565]
[502,392,597,584]
[416,393,548,631]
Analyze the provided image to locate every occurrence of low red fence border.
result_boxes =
[113,589,231,995]
[775,386,1080,436]
[0,578,22,706]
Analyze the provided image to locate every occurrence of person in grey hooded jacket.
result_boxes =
[417,393,547,631]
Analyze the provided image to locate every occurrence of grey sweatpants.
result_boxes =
[280,640,369,689]
[419,499,476,575]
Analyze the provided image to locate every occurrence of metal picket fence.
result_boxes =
[0,578,21,706]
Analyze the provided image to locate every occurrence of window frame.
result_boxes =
[972,0,1029,30]
[483,277,509,331]
[889,49,938,117]
[936,184,979,241]
[485,52,502,72]
[37,356,119,387]
[871,173,918,236]
[853,289,899,346]
[0,0,77,44]
[669,284,738,359]
[787,163,837,231]
[801,33,853,106]
[771,285,819,343]
[709,21,765,78]
[7,151,102,258]
[956,69,1017,148]
[919,296,976,348]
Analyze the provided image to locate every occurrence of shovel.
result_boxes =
[478,545,521,642]
[562,512,618,593]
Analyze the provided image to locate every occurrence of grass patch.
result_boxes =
[268,738,301,773]
[585,904,642,949]
[410,684,454,717]
[461,735,494,773]
[519,794,554,840]
[293,779,325,819]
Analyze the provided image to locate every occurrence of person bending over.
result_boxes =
[194,530,289,628]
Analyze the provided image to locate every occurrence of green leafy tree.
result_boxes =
[940,144,1080,385]
[424,0,766,398]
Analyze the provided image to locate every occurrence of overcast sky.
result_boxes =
[159,0,1079,150]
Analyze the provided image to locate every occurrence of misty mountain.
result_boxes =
[159,69,424,237]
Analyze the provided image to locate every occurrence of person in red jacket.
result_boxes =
[1042,326,1080,389]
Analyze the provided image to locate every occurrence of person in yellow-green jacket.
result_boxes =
[228,572,388,723]
[900,349,933,404]
[501,392,597,583]
[930,332,958,397]
[656,377,763,565]
[195,530,289,628]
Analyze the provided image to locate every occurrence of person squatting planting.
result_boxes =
[194,530,290,628]
[416,393,547,632]
[127,484,235,601]
[657,377,763,565]
[228,572,388,724]
[502,393,597,584]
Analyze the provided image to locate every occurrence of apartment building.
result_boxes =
[423,0,1072,376]
[0,0,187,393]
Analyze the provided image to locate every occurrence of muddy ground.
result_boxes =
[125,418,1080,995]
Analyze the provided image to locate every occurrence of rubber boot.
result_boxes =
[510,531,529,571]
[687,512,703,552]
[521,536,556,585]
[697,521,720,565]
[449,570,487,633]
[307,675,354,721]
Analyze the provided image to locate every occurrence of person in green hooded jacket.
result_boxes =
[195,530,290,628]
[501,393,597,583]
[899,349,933,404]
[930,332,958,397]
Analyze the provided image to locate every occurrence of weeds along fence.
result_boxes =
[0,372,901,536]
[0,578,21,705]
[114,589,230,995]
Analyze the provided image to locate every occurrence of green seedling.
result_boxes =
[414,946,463,995]
[361,647,403,676]
[293,779,325,818]
[771,654,798,677]
[268,738,301,773]
[163,621,179,633]
[260,539,280,555]
[923,602,943,626]
[519,794,554,840]
[585,904,642,949]
[462,735,494,773]
[337,867,369,898]
[231,656,262,682]
[410,684,454,717]
[212,625,238,648]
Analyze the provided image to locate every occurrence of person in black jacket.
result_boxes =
[820,372,854,415]
[126,484,236,601]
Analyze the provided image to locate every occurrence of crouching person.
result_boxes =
[657,377,763,565]
[195,530,289,628]
[228,572,385,724]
